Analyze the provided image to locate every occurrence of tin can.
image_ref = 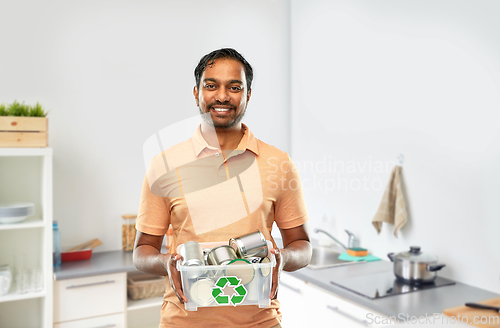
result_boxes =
[245,256,262,264]
[207,245,238,266]
[180,241,205,278]
[203,248,211,265]
[224,259,255,285]
[259,256,271,277]
[229,230,268,258]
[189,278,214,306]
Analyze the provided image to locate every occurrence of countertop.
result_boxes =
[53,250,138,280]
[53,246,169,280]
[53,245,500,321]
[276,238,500,319]
[287,260,499,319]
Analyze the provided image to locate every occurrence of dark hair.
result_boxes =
[194,48,253,93]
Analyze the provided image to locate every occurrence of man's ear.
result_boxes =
[193,86,199,107]
[246,89,252,103]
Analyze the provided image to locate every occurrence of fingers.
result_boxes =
[167,253,188,304]
[269,248,281,300]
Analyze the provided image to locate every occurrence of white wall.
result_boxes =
[291,0,500,293]
[0,0,291,251]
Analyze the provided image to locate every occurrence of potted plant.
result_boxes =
[0,101,49,147]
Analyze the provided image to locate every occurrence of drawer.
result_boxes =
[305,282,393,327]
[54,272,126,323]
[54,313,125,328]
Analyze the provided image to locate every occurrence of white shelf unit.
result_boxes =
[0,147,53,328]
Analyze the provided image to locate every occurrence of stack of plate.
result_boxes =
[0,203,35,224]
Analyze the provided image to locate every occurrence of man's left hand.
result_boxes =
[269,247,287,300]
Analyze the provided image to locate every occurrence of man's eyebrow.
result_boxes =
[203,78,244,85]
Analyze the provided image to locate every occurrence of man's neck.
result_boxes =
[215,124,244,151]
[201,123,244,151]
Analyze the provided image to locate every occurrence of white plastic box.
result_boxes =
[177,241,275,311]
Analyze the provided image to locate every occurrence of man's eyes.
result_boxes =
[204,85,242,91]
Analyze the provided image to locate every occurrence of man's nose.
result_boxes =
[215,87,230,102]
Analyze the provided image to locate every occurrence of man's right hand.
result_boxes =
[133,231,188,304]
[166,253,188,304]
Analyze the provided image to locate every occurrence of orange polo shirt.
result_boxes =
[137,123,308,328]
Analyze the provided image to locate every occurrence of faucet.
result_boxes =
[314,228,348,250]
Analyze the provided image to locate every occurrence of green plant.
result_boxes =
[0,101,48,117]
[7,101,30,116]
[0,104,7,116]
[28,102,48,117]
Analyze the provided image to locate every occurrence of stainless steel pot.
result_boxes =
[387,246,445,284]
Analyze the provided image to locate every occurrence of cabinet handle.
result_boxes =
[280,281,301,294]
[66,280,115,289]
[327,305,369,326]
[90,325,116,328]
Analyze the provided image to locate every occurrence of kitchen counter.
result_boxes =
[287,260,500,319]
[53,246,168,281]
[273,238,500,320]
[53,250,138,280]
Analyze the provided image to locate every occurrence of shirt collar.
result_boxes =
[192,123,259,157]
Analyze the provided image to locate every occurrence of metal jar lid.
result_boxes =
[224,259,255,285]
[189,278,215,306]
[207,245,238,266]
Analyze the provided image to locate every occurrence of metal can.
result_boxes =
[189,278,214,306]
[245,256,262,264]
[207,245,238,266]
[180,241,205,278]
[229,230,268,258]
[224,259,255,285]
[203,248,212,265]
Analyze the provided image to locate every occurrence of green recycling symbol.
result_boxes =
[211,276,247,306]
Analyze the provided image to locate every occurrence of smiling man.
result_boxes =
[195,53,250,129]
[133,48,312,328]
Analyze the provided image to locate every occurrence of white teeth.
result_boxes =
[213,107,230,112]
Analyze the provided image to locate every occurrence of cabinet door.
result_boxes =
[54,313,125,328]
[277,274,309,327]
[54,273,126,323]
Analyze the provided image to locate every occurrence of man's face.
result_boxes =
[194,58,251,129]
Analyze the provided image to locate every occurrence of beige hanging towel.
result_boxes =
[372,165,408,237]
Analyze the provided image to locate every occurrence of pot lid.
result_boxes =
[394,246,438,263]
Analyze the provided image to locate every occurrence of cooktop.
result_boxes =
[330,271,455,299]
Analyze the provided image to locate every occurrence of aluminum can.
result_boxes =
[229,230,268,258]
[180,241,205,278]
[207,245,238,266]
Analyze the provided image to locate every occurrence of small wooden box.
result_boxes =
[0,116,48,147]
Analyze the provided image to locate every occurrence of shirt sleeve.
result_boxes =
[274,156,309,229]
[136,175,170,236]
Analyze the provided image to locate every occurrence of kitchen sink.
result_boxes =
[307,246,365,270]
